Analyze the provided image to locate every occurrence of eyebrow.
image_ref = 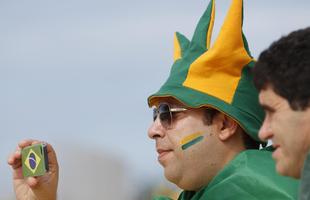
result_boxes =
[260,104,276,112]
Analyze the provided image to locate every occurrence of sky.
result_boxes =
[1,0,309,198]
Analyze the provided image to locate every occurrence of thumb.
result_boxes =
[27,177,39,188]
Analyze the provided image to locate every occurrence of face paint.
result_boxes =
[180,131,204,150]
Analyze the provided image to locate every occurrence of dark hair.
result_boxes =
[203,109,259,149]
[253,27,310,111]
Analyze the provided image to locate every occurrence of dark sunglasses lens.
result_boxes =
[158,104,172,128]
[153,108,158,121]
[159,112,171,127]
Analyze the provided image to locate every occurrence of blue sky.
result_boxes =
[1,0,309,198]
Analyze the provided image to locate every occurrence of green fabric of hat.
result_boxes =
[148,0,265,143]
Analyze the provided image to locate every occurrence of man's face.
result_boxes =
[148,99,224,190]
[258,87,310,178]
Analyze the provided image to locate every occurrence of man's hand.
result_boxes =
[7,139,59,200]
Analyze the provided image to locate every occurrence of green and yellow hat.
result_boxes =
[148,0,265,143]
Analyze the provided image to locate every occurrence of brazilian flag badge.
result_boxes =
[21,143,49,177]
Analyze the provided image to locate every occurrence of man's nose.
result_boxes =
[258,118,273,141]
[148,118,165,139]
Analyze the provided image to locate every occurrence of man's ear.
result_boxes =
[217,114,238,141]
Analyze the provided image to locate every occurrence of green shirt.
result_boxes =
[154,150,299,200]
[299,152,310,200]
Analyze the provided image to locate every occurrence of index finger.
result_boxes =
[18,139,41,149]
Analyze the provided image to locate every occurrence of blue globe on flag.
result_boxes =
[24,149,41,174]
[28,153,37,170]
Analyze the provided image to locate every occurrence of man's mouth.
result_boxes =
[272,144,281,159]
[157,149,173,161]
[272,144,280,149]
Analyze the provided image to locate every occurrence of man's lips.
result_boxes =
[272,144,280,149]
[272,144,281,159]
[157,149,173,160]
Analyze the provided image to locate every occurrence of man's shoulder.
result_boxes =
[203,150,299,200]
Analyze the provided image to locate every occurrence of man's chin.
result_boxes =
[276,160,301,179]
[164,170,178,185]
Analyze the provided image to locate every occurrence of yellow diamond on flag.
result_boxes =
[24,149,41,174]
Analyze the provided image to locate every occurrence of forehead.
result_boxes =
[259,87,276,103]
[258,86,287,108]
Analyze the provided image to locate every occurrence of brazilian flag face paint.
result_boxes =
[148,0,265,145]
[180,132,204,150]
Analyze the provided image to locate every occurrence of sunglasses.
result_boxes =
[153,103,188,129]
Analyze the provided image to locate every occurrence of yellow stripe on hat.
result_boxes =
[183,0,253,104]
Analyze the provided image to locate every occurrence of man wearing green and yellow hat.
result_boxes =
[148,0,299,199]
